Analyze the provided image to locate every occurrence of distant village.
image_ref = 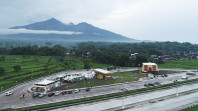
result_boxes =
[150,53,198,62]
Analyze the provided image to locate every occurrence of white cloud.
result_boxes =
[0,29,82,35]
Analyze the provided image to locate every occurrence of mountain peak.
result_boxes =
[68,22,75,26]
[49,18,57,20]
[45,18,60,23]
[10,18,67,31]
[77,22,90,26]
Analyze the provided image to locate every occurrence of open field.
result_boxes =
[0,55,109,91]
[64,72,146,89]
[159,60,198,69]
[57,70,179,90]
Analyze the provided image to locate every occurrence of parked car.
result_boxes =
[144,83,150,87]
[67,90,72,94]
[74,89,80,93]
[161,75,165,77]
[48,92,55,97]
[148,83,155,87]
[164,74,168,77]
[32,92,39,98]
[154,82,161,86]
[173,79,178,83]
[61,91,67,95]
[86,87,90,92]
[55,91,61,96]
[5,91,13,96]
[38,93,46,98]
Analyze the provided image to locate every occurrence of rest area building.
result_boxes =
[94,69,114,80]
[141,62,159,73]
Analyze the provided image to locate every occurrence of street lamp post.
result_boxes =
[122,95,125,109]
[121,75,125,109]
[176,63,179,96]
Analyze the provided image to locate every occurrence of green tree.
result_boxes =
[83,59,91,69]
[0,67,5,74]
[0,56,5,62]
[134,54,149,67]
[13,65,21,72]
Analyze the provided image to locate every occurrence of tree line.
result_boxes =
[0,41,197,68]
[75,41,198,67]
[0,45,67,56]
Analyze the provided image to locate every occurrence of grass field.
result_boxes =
[65,71,146,89]
[182,105,198,111]
[0,55,109,91]
[159,59,198,69]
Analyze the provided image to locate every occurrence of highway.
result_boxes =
[52,81,198,111]
[0,68,197,109]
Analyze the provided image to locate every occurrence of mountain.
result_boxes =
[1,18,141,45]
[10,18,73,31]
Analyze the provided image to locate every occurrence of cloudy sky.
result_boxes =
[0,0,198,43]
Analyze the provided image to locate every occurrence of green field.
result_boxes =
[0,55,109,91]
[182,105,198,111]
[66,72,146,89]
[159,60,198,69]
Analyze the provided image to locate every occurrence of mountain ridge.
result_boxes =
[6,18,140,43]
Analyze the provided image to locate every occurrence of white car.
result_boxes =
[74,89,80,93]
[5,91,13,96]
[38,93,46,98]
[55,91,61,96]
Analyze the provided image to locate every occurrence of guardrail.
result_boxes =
[10,78,198,111]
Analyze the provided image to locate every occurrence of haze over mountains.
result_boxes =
[0,18,143,45]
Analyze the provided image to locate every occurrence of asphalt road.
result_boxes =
[52,80,198,111]
[0,68,197,109]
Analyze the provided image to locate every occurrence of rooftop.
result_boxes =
[94,69,113,74]
[142,63,157,65]
[34,79,55,86]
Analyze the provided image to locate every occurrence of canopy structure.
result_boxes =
[34,79,55,86]
[94,69,114,80]
[33,79,60,93]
